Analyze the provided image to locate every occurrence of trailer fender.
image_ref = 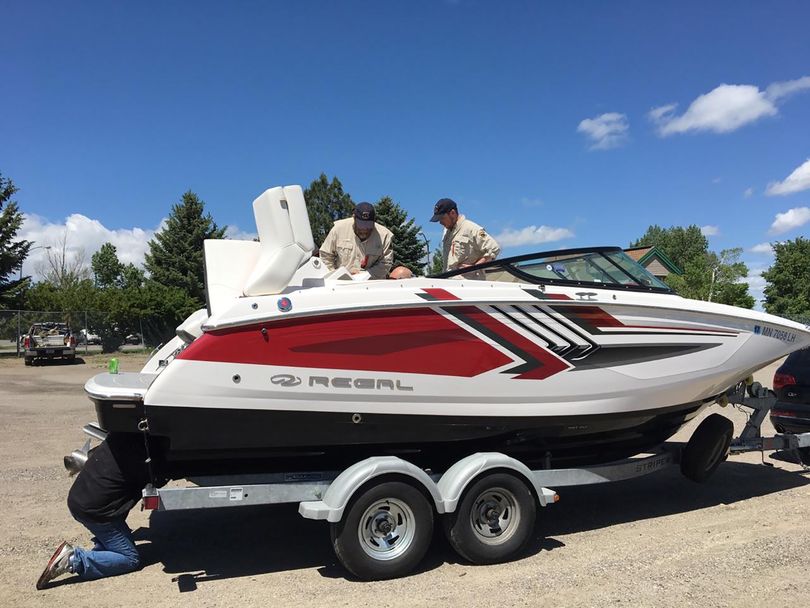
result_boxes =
[437,452,557,512]
[298,456,444,522]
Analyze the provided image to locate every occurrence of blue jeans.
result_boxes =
[70,518,141,580]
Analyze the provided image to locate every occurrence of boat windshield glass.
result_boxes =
[441,248,672,292]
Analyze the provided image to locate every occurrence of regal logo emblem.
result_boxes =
[270,374,302,387]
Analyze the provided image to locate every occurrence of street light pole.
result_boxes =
[16,245,51,357]
[418,232,430,276]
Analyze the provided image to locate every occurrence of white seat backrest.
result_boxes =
[243,187,313,296]
[283,185,316,254]
[204,239,261,314]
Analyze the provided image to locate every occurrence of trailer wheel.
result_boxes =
[330,481,433,580]
[443,472,536,565]
[681,414,733,483]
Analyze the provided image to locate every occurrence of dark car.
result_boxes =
[769,347,810,465]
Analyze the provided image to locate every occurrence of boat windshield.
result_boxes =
[434,247,673,293]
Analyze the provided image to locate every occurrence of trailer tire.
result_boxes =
[330,481,434,580]
[443,472,536,565]
[681,414,733,483]
[24,357,33,366]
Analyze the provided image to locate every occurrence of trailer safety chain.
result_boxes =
[138,418,159,488]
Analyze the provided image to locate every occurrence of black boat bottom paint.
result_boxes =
[100,401,709,478]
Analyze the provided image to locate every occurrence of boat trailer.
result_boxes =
[66,381,810,580]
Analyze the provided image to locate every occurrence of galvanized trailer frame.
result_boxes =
[66,381,810,579]
[69,381,810,516]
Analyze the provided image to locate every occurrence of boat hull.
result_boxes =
[87,281,810,478]
[118,399,705,476]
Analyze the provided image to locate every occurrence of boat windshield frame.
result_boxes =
[431,246,675,293]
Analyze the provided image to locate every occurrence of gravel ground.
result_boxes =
[1,353,808,608]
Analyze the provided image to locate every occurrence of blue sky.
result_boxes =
[2,1,809,303]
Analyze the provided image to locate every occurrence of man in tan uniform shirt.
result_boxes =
[320,202,394,279]
[430,198,500,279]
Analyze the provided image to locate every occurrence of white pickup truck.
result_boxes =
[23,322,76,365]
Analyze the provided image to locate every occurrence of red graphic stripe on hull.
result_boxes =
[449,306,570,380]
[178,308,513,377]
[422,288,460,301]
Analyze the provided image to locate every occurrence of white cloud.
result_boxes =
[765,76,810,101]
[520,197,544,209]
[19,213,164,280]
[744,187,754,198]
[648,104,676,124]
[749,242,775,254]
[765,158,810,196]
[700,225,720,236]
[18,214,261,281]
[649,76,810,136]
[742,267,768,309]
[494,225,575,248]
[224,225,258,241]
[577,112,629,150]
[768,206,810,235]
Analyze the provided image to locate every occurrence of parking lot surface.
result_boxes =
[1,354,808,608]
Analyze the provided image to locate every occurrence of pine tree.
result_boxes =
[144,191,225,305]
[304,173,354,248]
[0,173,32,309]
[429,247,444,275]
[374,196,427,274]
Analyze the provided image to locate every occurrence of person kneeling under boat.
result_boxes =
[319,202,394,279]
[36,433,157,589]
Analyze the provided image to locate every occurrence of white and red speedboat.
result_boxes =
[85,186,810,477]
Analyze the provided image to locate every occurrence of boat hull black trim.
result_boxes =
[125,400,708,476]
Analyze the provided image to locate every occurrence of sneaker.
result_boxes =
[36,541,74,590]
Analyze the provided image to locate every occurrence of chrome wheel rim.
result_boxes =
[358,498,416,561]
[469,487,520,545]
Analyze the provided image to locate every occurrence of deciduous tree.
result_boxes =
[762,237,810,320]
[632,225,754,308]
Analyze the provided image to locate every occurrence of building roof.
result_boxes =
[624,245,683,275]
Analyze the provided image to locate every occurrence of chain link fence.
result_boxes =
[0,309,176,357]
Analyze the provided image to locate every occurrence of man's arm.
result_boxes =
[458,228,500,268]
[476,228,500,263]
[318,227,339,271]
[365,230,394,279]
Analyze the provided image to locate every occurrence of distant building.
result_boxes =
[624,246,682,280]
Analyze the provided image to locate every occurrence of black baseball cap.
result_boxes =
[353,202,375,229]
[430,198,457,222]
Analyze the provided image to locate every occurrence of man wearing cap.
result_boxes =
[320,202,394,279]
[430,198,500,279]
